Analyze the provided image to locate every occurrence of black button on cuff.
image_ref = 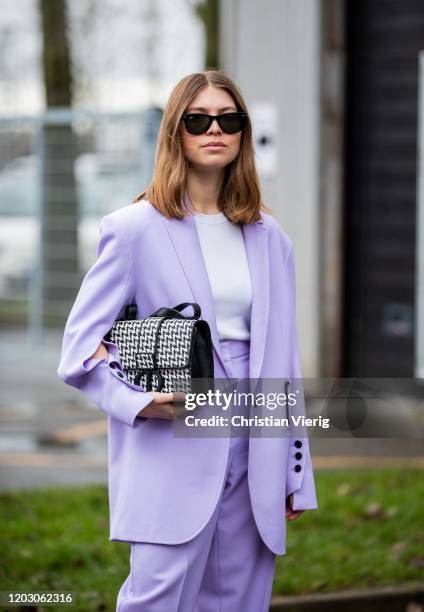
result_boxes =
[295,451,302,460]
[294,440,302,448]
[110,363,116,369]
[117,371,124,378]
[294,464,302,472]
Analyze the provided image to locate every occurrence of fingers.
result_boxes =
[154,392,174,404]
[141,392,190,420]
[143,402,181,420]
[140,401,172,419]
[153,403,176,419]
[286,510,305,521]
[285,496,305,521]
[172,391,188,404]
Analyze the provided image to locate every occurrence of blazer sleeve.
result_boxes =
[57,213,155,427]
[284,242,319,511]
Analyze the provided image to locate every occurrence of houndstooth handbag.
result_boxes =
[104,302,214,394]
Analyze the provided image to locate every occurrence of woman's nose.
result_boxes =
[207,118,222,133]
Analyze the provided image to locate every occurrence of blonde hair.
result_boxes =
[133,70,273,224]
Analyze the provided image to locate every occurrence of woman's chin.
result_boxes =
[189,159,230,173]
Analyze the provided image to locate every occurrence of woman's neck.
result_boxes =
[186,167,224,214]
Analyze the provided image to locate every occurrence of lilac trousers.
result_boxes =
[116,338,276,612]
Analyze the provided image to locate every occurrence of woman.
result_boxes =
[57,70,318,612]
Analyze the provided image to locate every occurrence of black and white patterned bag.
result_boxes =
[105,302,214,394]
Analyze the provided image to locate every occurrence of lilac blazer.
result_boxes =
[57,198,318,556]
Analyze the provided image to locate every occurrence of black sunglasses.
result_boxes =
[181,112,248,135]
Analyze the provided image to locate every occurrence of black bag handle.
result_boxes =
[123,303,138,320]
[123,302,201,321]
[151,302,201,319]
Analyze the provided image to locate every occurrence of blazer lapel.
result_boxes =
[242,221,269,381]
[160,209,269,382]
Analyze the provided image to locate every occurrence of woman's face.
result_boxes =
[179,84,242,172]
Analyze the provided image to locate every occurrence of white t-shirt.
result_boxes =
[193,210,252,340]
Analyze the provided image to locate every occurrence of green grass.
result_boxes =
[275,468,424,596]
[0,469,423,610]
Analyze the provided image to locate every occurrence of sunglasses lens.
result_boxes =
[184,114,210,135]
[219,113,245,134]
[182,112,247,135]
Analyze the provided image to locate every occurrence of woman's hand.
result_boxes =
[137,391,187,420]
[285,494,305,521]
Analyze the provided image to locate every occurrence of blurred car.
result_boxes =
[0,153,143,297]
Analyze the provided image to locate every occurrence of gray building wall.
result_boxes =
[220,0,322,376]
